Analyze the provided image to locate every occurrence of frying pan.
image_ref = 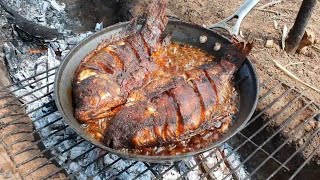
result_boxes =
[54,0,260,162]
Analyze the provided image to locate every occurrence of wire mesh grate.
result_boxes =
[0,65,319,180]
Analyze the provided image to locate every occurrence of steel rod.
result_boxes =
[267,121,320,179]
[199,95,307,179]
[1,110,58,141]
[22,139,85,178]
[220,101,313,180]
[0,72,55,100]
[246,115,318,179]
[12,125,68,157]
[109,161,139,180]
[288,140,320,180]
[0,66,58,91]
[68,151,108,179]
[237,132,290,171]
[0,99,55,131]
[0,82,54,109]
[87,157,122,180]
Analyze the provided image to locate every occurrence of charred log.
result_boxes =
[0,0,62,40]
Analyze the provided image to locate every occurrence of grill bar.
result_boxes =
[221,101,314,180]
[0,82,54,110]
[12,125,68,157]
[258,81,283,100]
[68,151,108,179]
[266,117,320,179]
[248,115,320,180]
[244,114,318,179]
[45,146,99,180]
[88,157,122,179]
[237,132,290,171]
[0,99,55,134]
[22,138,86,178]
[289,141,320,180]
[0,72,55,100]
[155,162,180,179]
[2,111,59,145]
[199,94,307,179]
[109,161,139,180]
[17,131,75,168]
[0,66,58,91]
[0,92,53,121]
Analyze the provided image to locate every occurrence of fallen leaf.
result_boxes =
[282,25,288,50]
[297,29,316,52]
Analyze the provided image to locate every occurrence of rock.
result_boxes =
[273,20,278,30]
[214,42,221,51]
[199,35,207,44]
[304,124,312,132]
[315,114,320,122]
[297,29,316,52]
[2,171,12,179]
[309,121,316,128]
[298,139,304,145]
[265,40,274,48]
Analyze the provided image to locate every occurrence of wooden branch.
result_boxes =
[285,0,317,54]
[272,59,320,93]
[0,0,63,39]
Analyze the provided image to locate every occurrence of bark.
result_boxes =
[285,0,317,54]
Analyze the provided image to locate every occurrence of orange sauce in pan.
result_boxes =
[83,42,239,155]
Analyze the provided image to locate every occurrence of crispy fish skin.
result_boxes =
[105,42,253,148]
[73,0,168,122]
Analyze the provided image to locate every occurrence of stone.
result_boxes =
[315,114,320,122]
[199,35,208,44]
[214,42,221,51]
[265,40,274,48]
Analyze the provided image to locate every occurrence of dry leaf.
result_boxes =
[273,20,278,30]
[281,25,288,50]
[297,29,316,52]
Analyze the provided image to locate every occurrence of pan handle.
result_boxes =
[208,0,260,35]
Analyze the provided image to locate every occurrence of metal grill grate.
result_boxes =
[0,65,319,180]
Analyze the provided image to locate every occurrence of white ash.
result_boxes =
[3,0,76,33]
[221,144,250,180]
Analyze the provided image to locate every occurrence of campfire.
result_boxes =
[0,0,319,179]
[0,0,250,179]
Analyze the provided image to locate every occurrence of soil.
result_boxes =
[166,0,320,104]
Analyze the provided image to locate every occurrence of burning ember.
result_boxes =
[1,0,249,179]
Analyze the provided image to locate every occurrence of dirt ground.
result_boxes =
[166,0,320,104]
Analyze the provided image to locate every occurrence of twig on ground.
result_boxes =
[256,9,282,15]
[257,0,282,10]
[312,45,320,52]
[272,59,320,93]
[284,62,304,67]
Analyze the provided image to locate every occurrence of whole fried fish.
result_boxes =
[73,0,168,122]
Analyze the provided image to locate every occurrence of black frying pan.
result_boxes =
[54,1,260,162]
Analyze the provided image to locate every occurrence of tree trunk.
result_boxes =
[285,0,317,54]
